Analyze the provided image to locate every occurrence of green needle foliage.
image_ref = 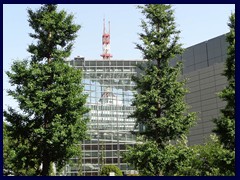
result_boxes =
[124,6,235,176]
[124,4,196,175]
[123,4,196,176]
[132,4,196,147]
[27,4,80,63]
[213,12,235,151]
[3,122,19,176]
[4,4,89,176]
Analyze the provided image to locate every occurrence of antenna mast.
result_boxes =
[100,18,112,60]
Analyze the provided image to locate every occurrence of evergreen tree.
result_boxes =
[213,12,235,151]
[124,4,196,175]
[4,4,89,176]
[3,122,16,176]
[132,4,196,147]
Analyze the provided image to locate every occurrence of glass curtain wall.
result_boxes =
[66,58,143,176]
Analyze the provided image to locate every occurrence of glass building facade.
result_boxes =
[65,58,143,176]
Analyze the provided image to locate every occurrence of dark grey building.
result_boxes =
[177,34,228,145]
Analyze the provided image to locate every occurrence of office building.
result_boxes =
[64,33,228,175]
[65,58,142,175]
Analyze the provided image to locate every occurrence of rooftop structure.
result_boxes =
[100,19,112,60]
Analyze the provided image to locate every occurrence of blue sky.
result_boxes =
[3,4,235,110]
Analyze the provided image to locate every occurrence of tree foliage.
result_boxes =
[124,4,196,176]
[124,135,235,176]
[213,12,235,151]
[131,4,196,148]
[176,135,235,176]
[124,136,194,176]
[123,139,163,176]
[27,4,80,63]
[100,165,123,176]
[3,4,88,176]
[4,121,40,176]
[124,6,235,176]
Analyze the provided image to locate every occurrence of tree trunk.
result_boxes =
[42,152,50,176]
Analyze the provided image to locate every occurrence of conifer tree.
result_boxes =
[4,4,89,176]
[213,12,235,151]
[132,4,196,147]
[124,5,196,175]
